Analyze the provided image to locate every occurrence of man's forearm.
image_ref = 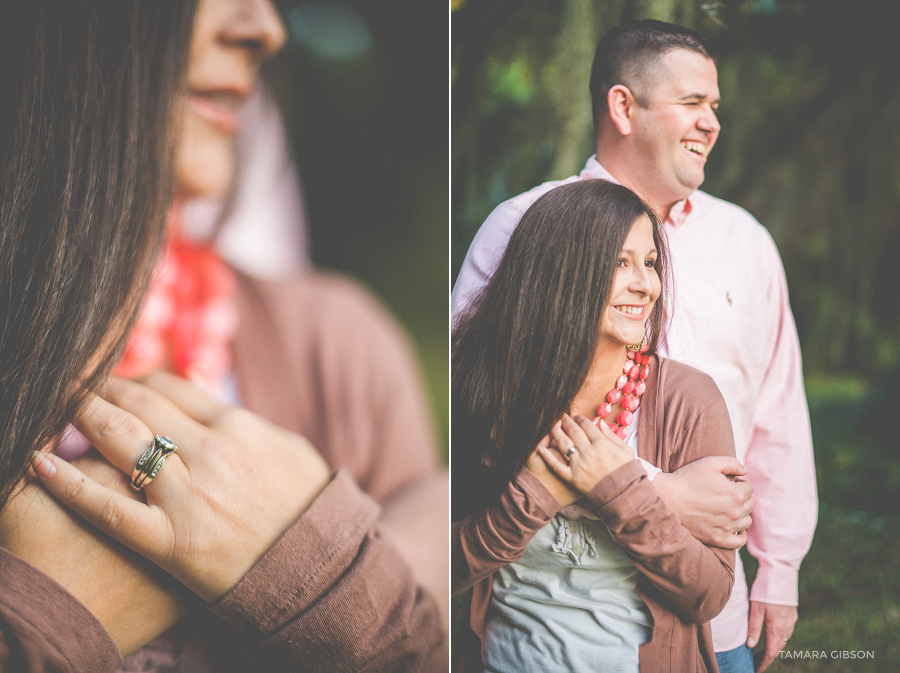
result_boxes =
[653,456,754,549]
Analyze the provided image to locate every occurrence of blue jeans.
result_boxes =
[716,644,755,673]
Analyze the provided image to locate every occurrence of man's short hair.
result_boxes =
[589,19,715,128]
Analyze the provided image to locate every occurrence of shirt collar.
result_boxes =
[580,155,694,228]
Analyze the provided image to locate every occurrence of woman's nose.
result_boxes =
[221,0,287,60]
[629,267,652,295]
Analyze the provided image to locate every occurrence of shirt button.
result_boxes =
[569,523,578,533]
[674,348,684,357]
[573,545,582,555]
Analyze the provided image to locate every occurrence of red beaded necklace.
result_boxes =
[115,207,238,397]
[592,348,652,439]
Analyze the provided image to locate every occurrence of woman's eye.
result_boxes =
[617,259,627,268]
[645,259,656,268]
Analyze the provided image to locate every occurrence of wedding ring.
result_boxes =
[131,435,177,490]
[565,446,579,460]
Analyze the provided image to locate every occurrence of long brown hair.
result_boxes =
[0,1,198,509]
[452,180,670,519]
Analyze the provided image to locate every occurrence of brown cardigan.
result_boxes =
[453,356,736,673]
[0,271,448,672]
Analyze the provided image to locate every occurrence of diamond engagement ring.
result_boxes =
[131,435,177,490]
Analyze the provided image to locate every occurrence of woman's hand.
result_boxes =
[538,413,635,494]
[525,433,581,507]
[32,371,331,603]
[1,451,190,656]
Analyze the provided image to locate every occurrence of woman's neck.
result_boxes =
[570,342,629,418]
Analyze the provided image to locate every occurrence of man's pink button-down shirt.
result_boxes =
[451,157,818,651]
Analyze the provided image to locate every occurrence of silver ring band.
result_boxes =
[131,435,177,490]
[565,446,579,459]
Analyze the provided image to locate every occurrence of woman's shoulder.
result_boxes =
[236,270,412,351]
[238,270,392,321]
[654,356,725,412]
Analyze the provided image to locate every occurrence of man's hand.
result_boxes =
[747,601,797,672]
[653,455,754,549]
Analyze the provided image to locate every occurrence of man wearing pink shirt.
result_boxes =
[452,20,817,673]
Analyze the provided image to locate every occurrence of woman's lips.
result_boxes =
[188,91,245,134]
[611,305,647,320]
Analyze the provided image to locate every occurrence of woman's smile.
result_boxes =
[599,214,661,348]
[611,304,648,319]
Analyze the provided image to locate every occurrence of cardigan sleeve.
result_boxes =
[209,469,445,673]
[452,468,561,595]
[585,394,737,624]
[0,547,122,673]
[0,470,445,673]
[234,273,450,625]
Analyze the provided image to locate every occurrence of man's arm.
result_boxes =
[741,231,817,671]
[652,456,755,550]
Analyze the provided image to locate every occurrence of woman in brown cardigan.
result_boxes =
[0,2,445,671]
[452,179,736,673]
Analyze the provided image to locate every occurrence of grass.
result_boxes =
[742,507,900,671]
[740,373,900,671]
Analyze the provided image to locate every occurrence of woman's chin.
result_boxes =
[175,141,235,199]
[176,165,233,199]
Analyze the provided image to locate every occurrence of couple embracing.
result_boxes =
[452,20,817,673]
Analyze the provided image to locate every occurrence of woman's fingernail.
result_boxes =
[31,451,57,477]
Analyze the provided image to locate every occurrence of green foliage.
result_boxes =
[807,373,900,516]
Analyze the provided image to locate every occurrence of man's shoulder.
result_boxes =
[689,189,781,256]
[486,173,585,226]
[691,189,760,224]
[466,173,586,259]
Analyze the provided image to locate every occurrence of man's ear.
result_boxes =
[607,84,636,136]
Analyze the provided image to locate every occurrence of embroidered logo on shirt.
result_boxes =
[550,515,597,565]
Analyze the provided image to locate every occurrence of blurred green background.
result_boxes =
[453,0,900,669]
[267,0,448,459]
